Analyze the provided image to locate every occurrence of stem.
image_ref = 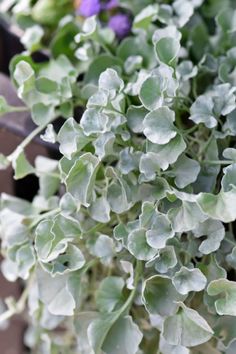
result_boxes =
[8,117,57,162]
[0,272,35,323]
[201,160,234,165]
[9,106,29,113]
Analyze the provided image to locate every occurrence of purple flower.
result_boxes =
[108,13,131,39]
[104,0,119,10]
[77,0,101,17]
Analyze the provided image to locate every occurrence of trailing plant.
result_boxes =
[1,0,236,353]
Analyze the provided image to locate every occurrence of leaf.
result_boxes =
[207,279,236,316]
[31,102,55,126]
[197,187,236,222]
[80,108,109,136]
[41,244,85,276]
[37,268,76,316]
[151,246,177,274]
[93,132,115,160]
[146,213,175,249]
[168,201,207,233]
[96,276,125,313]
[189,95,216,128]
[12,150,35,180]
[142,275,185,316]
[193,219,225,254]
[89,234,114,266]
[133,4,159,30]
[98,68,124,97]
[35,77,58,94]
[155,37,180,65]
[162,303,213,347]
[0,96,12,116]
[141,134,186,172]
[143,107,177,145]
[173,267,207,295]
[89,196,111,223]
[35,156,60,198]
[58,118,91,160]
[222,163,236,192]
[65,153,100,206]
[171,155,200,189]
[127,228,157,261]
[127,105,147,133]
[139,75,166,111]
[87,315,143,354]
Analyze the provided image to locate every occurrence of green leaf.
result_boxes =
[0,96,12,116]
[171,155,200,189]
[222,163,236,192]
[96,276,125,313]
[58,118,91,160]
[87,315,143,354]
[139,76,166,111]
[89,196,111,223]
[127,228,157,261]
[162,303,213,347]
[80,108,109,136]
[143,107,177,145]
[12,150,35,180]
[35,77,58,94]
[173,267,207,295]
[207,279,236,316]
[31,102,55,126]
[197,187,236,222]
[193,219,225,254]
[37,268,76,316]
[155,37,180,65]
[65,153,100,206]
[133,4,159,30]
[168,201,207,233]
[142,275,185,316]
[21,25,44,52]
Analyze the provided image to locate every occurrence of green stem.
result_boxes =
[9,106,29,113]
[201,160,234,165]
[8,117,57,162]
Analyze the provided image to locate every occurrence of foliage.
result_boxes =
[1,0,236,353]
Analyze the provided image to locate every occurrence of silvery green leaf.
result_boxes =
[176,60,198,81]
[89,234,114,265]
[189,95,216,128]
[127,228,157,261]
[89,196,110,223]
[96,276,125,313]
[159,335,190,354]
[133,4,159,30]
[106,167,133,214]
[21,25,44,52]
[40,124,57,144]
[193,219,225,254]
[142,275,185,316]
[80,108,109,136]
[197,187,236,222]
[12,149,35,180]
[168,201,207,233]
[139,75,166,111]
[87,89,109,108]
[226,246,236,269]
[120,260,134,290]
[127,105,147,133]
[41,244,85,275]
[37,268,76,316]
[207,279,236,316]
[124,56,143,75]
[216,8,236,33]
[171,155,200,189]
[58,118,91,160]
[223,148,236,162]
[98,69,124,98]
[1,258,18,282]
[59,193,77,216]
[143,106,176,145]
[172,0,194,27]
[87,315,143,354]
[222,163,236,192]
[14,60,35,87]
[155,37,180,65]
[93,132,115,160]
[153,64,179,98]
[74,312,99,353]
[144,134,186,171]
[35,77,58,94]
[65,153,100,206]
[15,243,36,280]
[35,156,60,198]
[75,16,97,43]
[173,267,207,295]
[0,153,10,169]
[152,246,177,273]
[118,148,141,174]
[162,302,213,347]
[223,110,236,136]
[146,213,175,249]
[212,84,236,117]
